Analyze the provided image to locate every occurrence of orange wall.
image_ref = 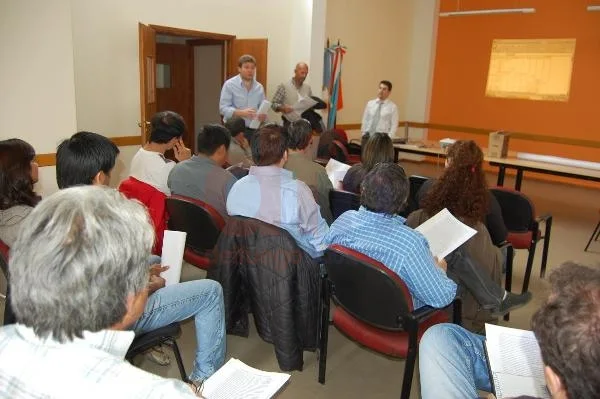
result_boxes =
[429,0,600,162]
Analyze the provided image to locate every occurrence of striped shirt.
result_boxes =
[325,207,457,309]
[0,324,196,398]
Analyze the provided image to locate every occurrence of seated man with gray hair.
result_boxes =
[0,186,201,397]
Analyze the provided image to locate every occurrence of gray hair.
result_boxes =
[9,186,153,342]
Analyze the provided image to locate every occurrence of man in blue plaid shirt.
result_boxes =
[326,163,530,315]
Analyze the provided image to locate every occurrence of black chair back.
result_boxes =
[329,190,360,221]
[0,240,16,326]
[403,175,430,216]
[166,195,225,254]
[490,188,535,232]
[325,245,413,330]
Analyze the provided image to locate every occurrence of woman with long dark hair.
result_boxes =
[342,132,395,193]
[0,139,40,246]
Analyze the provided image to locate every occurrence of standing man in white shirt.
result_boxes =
[360,80,399,149]
[219,54,266,143]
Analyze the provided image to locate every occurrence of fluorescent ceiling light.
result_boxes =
[587,5,600,11]
[440,8,535,17]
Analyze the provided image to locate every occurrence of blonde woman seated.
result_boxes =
[406,140,504,332]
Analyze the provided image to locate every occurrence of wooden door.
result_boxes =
[138,23,157,142]
[156,43,194,149]
[227,38,268,89]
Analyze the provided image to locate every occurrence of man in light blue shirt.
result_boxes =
[226,124,329,259]
[219,54,266,141]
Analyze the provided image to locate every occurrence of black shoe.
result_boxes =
[490,291,532,317]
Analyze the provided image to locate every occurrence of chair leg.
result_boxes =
[522,242,537,293]
[584,221,600,252]
[318,276,331,384]
[166,339,188,383]
[503,245,514,322]
[539,217,552,278]
[400,330,418,399]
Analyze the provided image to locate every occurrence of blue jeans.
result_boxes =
[132,279,226,381]
[419,323,492,399]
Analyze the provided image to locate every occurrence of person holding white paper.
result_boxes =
[55,132,227,384]
[419,262,600,399]
[219,54,266,142]
[326,163,530,315]
[271,62,313,126]
[0,186,201,397]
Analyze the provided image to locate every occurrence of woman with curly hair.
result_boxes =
[342,132,395,193]
[0,139,40,246]
[407,140,505,332]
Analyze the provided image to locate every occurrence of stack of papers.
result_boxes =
[325,158,351,187]
[415,208,477,259]
[202,358,290,399]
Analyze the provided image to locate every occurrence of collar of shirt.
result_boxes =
[191,153,218,167]
[249,165,293,178]
[14,323,135,359]
[374,98,390,105]
[358,205,406,223]
[290,78,305,90]
[235,74,258,90]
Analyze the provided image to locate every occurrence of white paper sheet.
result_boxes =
[325,158,351,187]
[415,208,477,259]
[249,100,272,129]
[202,358,290,399]
[160,230,187,286]
[283,97,318,122]
[485,323,550,399]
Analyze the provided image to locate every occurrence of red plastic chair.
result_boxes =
[165,195,225,270]
[319,245,461,399]
[118,177,168,255]
[490,187,552,293]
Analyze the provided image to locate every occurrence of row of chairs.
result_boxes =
[327,176,553,294]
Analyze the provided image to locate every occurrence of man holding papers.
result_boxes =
[56,132,226,385]
[420,262,600,399]
[271,62,313,128]
[326,163,530,314]
[219,54,267,141]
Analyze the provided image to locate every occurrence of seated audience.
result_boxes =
[129,111,192,195]
[0,139,40,246]
[416,140,508,245]
[407,140,504,331]
[420,262,600,399]
[326,163,530,314]
[284,118,333,224]
[227,124,329,259]
[168,124,237,220]
[0,186,201,397]
[56,131,225,384]
[224,116,254,168]
[342,132,394,193]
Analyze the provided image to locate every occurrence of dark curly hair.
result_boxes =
[0,139,38,210]
[421,140,488,226]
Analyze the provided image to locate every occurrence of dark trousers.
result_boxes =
[445,246,504,310]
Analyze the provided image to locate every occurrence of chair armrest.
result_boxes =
[411,305,443,323]
[495,240,511,249]
[536,213,552,223]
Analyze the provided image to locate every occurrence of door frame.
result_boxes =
[139,24,236,143]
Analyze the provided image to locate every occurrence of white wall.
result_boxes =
[194,45,223,133]
[69,0,316,137]
[0,0,78,196]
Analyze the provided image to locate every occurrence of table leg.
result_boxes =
[515,170,524,191]
[496,166,506,186]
